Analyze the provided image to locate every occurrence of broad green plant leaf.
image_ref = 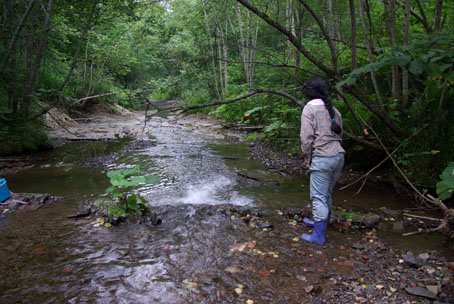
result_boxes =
[127,194,140,210]
[144,175,160,184]
[436,162,454,200]
[105,186,117,194]
[408,60,424,75]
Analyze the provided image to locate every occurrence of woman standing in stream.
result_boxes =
[300,77,345,245]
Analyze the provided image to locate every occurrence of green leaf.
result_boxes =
[388,55,411,66]
[336,75,357,88]
[408,60,424,75]
[440,162,454,180]
[440,64,452,72]
[105,186,117,194]
[144,175,160,184]
[107,166,142,178]
[436,162,454,200]
[127,194,140,210]
[436,177,454,200]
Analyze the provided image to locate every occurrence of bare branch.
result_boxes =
[403,223,446,237]
[179,91,260,112]
[76,92,117,103]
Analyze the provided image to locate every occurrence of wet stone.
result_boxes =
[363,214,381,228]
[418,252,430,261]
[403,253,420,268]
[352,243,365,250]
[67,206,91,218]
[405,286,436,299]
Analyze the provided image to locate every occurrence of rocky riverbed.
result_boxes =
[0,105,453,303]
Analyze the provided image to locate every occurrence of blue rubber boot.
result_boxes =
[301,221,328,245]
[303,212,330,228]
[303,217,315,227]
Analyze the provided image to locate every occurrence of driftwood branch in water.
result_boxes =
[403,195,453,238]
[403,223,446,237]
[236,171,280,185]
[403,213,443,222]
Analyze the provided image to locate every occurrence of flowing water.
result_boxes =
[0,116,449,303]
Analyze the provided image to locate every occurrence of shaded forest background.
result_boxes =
[1,0,453,202]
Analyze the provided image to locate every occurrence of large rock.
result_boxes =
[405,286,436,299]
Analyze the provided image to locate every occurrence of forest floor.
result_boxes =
[1,105,453,303]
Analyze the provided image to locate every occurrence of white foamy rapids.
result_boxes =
[178,176,253,206]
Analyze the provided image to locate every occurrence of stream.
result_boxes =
[0,114,451,303]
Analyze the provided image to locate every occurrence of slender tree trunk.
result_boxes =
[414,0,432,33]
[59,1,96,92]
[383,0,400,100]
[235,3,248,82]
[24,7,36,111]
[216,29,223,90]
[1,0,9,48]
[293,3,303,89]
[358,0,383,108]
[434,0,443,31]
[223,22,228,88]
[327,0,336,70]
[212,5,224,91]
[9,49,17,112]
[349,0,357,71]
[402,0,411,108]
[249,19,259,87]
[0,0,36,75]
[86,62,94,97]
[202,3,220,99]
[23,0,55,117]
[297,0,338,74]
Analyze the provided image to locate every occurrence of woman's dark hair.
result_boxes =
[302,77,342,134]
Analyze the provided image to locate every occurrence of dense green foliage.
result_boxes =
[1,0,453,199]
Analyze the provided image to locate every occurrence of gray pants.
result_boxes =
[310,153,344,222]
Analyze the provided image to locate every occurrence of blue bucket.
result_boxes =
[0,178,10,202]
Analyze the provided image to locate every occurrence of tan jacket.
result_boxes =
[300,99,345,164]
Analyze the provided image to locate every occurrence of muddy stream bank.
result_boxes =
[0,108,453,303]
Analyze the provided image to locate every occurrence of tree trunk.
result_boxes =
[23,0,55,117]
[235,3,248,82]
[434,0,443,31]
[383,0,400,100]
[414,0,432,33]
[249,19,259,87]
[202,3,220,99]
[0,0,36,75]
[58,1,96,92]
[402,0,410,108]
[349,0,357,70]
[358,0,383,108]
[298,0,338,74]
[223,22,228,89]
[327,0,336,70]
[212,5,224,91]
